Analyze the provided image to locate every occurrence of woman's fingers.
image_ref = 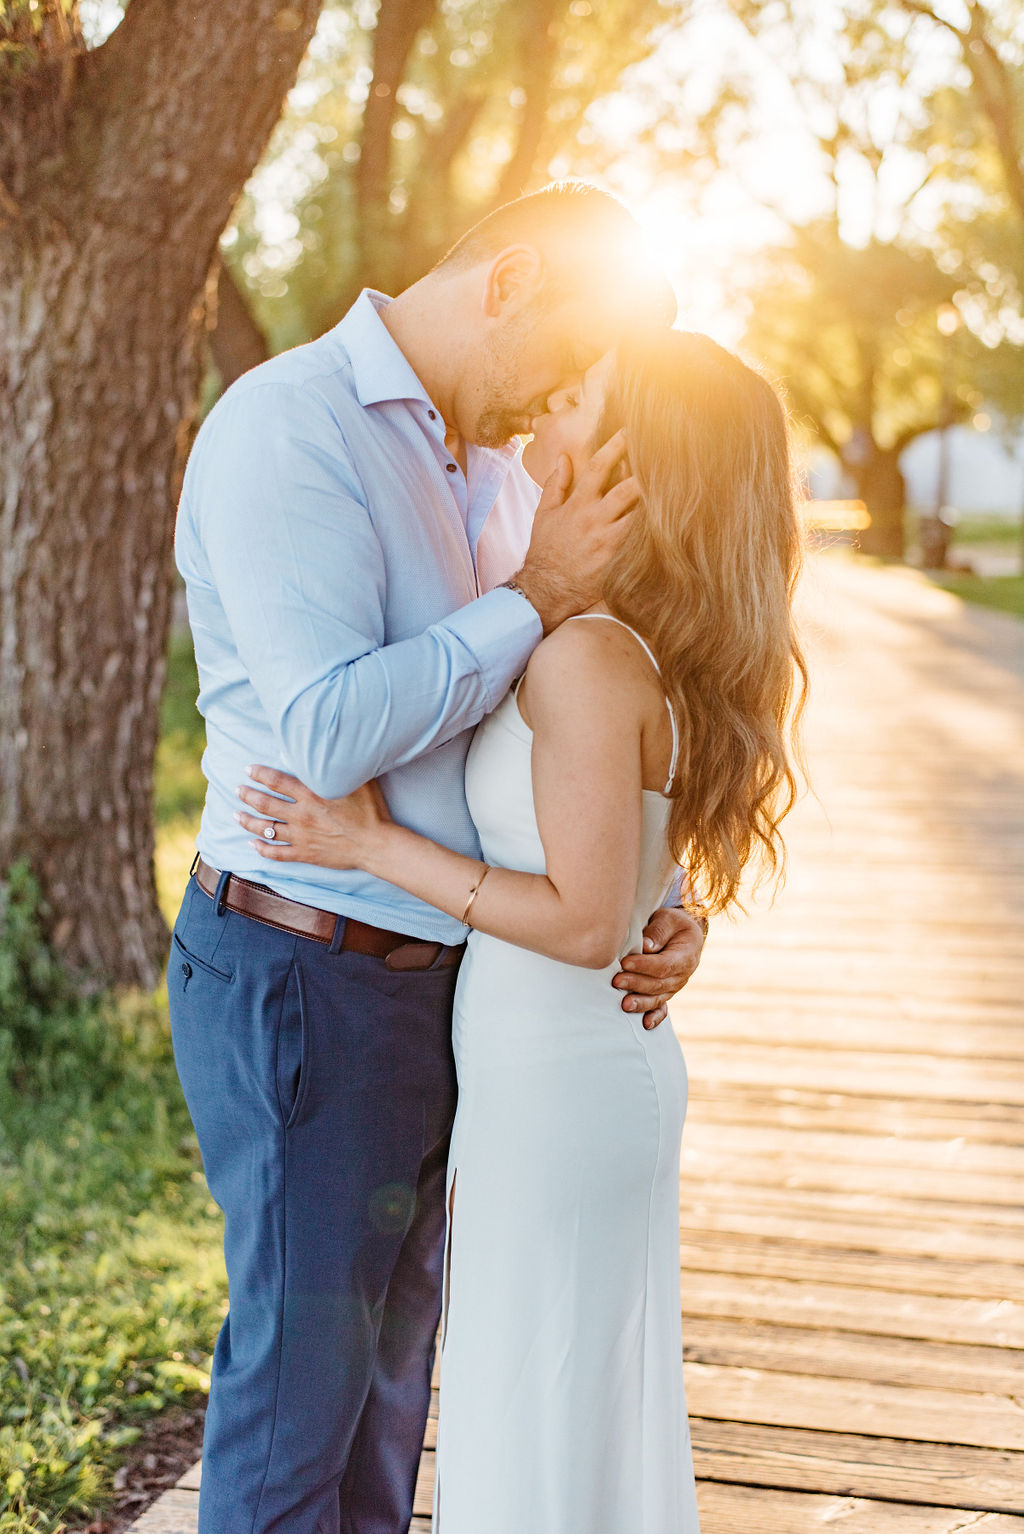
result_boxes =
[250,840,295,861]
[246,764,303,799]
[235,810,291,842]
[237,785,293,819]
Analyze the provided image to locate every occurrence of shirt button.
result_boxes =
[181,962,193,979]
[428,410,437,421]
[446,463,457,473]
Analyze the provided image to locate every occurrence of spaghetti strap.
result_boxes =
[565,614,679,794]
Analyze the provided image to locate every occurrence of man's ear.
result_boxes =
[482,245,545,318]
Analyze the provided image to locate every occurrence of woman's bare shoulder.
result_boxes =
[520,613,658,728]
[531,613,658,682]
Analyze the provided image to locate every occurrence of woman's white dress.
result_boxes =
[434,616,701,1533]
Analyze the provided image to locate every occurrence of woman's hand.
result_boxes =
[235,766,393,870]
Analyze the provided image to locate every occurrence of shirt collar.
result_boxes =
[334,287,519,465]
[334,289,436,410]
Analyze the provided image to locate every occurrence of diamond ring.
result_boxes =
[263,824,277,841]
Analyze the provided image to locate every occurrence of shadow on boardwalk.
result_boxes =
[133,555,1024,1533]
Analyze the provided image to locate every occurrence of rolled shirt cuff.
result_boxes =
[439,585,543,711]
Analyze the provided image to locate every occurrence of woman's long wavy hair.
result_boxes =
[599,331,808,914]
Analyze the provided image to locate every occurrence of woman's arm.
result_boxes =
[237,622,645,968]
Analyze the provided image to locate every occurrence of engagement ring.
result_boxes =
[263,824,277,841]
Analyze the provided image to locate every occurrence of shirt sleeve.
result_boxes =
[186,380,542,798]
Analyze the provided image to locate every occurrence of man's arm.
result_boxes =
[188,382,541,798]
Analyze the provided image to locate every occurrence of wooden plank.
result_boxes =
[690,1419,1024,1512]
[685,1123,1024,1181]
[688,1085,1024,1145]
[680,1009,1024,1061]
[414,1449,434,1519]
[678,1233,1024,1303]
[682,1318,1024,1394]
[683,968,1024,1008]
[680,1143,1024,1207]
[417,1426,1024,1515]
[684,1361,1024,1450]
[127,1490,199,1534]
[695,1482,1024,1532]
[680,1270,1024,1347]
[683,1042,1024,1104]
[693,922,1024,954]
[680,1147,1024,1214]
[679,1195,1024,1264]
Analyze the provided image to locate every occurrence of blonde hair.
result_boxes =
[600,331,807,913]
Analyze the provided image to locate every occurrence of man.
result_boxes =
[170,182,707,1534]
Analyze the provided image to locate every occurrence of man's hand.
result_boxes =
[516,430,639,634]
[612,906,706,1031]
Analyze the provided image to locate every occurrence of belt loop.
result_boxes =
[214,868,232,918]
[328,915,346,956]
[189,850,200,878]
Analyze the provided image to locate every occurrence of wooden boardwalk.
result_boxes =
[133,556,1024,1532]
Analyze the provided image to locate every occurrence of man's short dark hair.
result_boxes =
[435,181,677,329]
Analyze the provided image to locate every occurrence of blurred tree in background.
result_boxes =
[700,0,1024,556]
[217,0,689,370]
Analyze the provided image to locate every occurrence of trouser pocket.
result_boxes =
[276,959,311,1131]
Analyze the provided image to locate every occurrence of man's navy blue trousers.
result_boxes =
[168,872,459,1534]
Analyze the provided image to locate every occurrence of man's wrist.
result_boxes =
[501,570,564,636]
[499,574,531,603]
[680,899,709,939]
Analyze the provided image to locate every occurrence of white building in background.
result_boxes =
[808,425,1024,518]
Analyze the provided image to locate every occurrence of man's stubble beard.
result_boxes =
[474,403,526,450]
[471,311,537,449]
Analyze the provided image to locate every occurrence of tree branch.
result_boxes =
[208,261,270,388]
[897,0,965,39]
[898,0,1024,221]
[356,0,436,230]
[490,0,562,207]
[78,0,323,231]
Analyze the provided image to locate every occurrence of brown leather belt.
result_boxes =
[194,857,463,971]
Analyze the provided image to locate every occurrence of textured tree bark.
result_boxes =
[0,0,323,989]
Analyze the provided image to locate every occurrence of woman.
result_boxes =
[235,331,806,1532]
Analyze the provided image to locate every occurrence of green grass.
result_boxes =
[942,513,1021,547]
[928,572,1024,618]
[0,630,223,1533]
[154,626,205,831]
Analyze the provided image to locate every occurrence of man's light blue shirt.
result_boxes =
[175,290,543,943]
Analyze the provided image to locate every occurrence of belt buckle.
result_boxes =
[385,941,445,972]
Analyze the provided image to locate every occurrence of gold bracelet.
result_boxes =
[461,864,491,927]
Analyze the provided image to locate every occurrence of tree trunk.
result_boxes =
[354,0,437,294]
[209,262,271,391]
[0,0,323,990]
[854,446,907,559]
